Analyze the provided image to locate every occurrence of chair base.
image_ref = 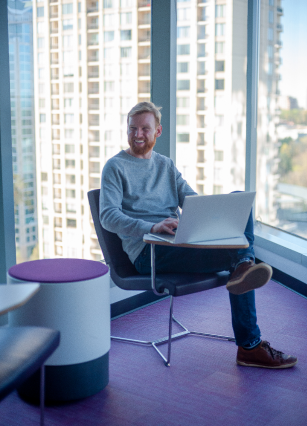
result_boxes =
[111,296,235,367]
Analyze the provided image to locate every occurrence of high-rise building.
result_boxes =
[32,0,281,261]
[8,0,38,263]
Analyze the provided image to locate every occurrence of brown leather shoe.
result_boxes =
[237,340,298,369]
[226,261,272,295]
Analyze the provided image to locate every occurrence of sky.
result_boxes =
[279,0,307,109]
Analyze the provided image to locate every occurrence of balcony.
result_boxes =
[138,12,151,26]
[52,144,60,154]
[277,6,283,15]
[89,99,100,110]
[88,82,99,94]
[51,69,59,80]
[50,53,59,65]
[88,114,100,126]
[50,6,58,18]
[138,46,150,60]
[53,160,61,170]
[50,23,59,34]
[52,114,60,125]
[51,84,59,95]
[138,0,151,7]
[87,19,99,30]
[87,1,99,13]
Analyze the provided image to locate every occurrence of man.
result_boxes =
[100,101,297,369]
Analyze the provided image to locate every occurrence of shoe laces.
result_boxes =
[262,341,284,359]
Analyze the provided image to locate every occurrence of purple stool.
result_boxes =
[7,258,110,402]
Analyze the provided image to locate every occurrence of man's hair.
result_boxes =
[127,102,162,127]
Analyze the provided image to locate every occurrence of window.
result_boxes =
[66,175,76,186]
[63,19,73,31]
[62,4,73,14]
[120,12,132,25]
[198,44,206,57]
[104,81,115,92]
[104,14,116,27]
[215,23,225,36]
[63,35,73,47]
[177,80,190,91]
[64,82,74,93]
[215,79,224,90]
[120,0,132,6]
[37,6,44,17]
[65,159,75,168]
[177,62,189,73]
[64,98,73,108]
[177,7,191,21]
[177,44,190,55]
[103,0,113,8]
[197,61,206,75]
[64,129,74,139]
[213,185,223,194]
[63,51,73,63]
[215,42,225,54]
[214,150,224,161]
[64,114,74,124]
[120,47,132,58]
[215,5,226,18]
[104,31,114,42]
[177,97,190,108]
[198,25,207,40]
[66,219,77,228]
[177,114,189,125]
[37,22,44,33]
[215,60,225,72]
[66,189,76,198]
[268,27,273,40]
[177,26,190,39]
[120,30,132,40]
[37,37,45,48]
[177,133,190,143]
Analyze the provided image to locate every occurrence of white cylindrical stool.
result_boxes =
[8,258,110,402]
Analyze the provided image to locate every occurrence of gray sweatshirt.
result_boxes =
[100,150,196,263]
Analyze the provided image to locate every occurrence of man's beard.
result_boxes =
[129,138,156,156]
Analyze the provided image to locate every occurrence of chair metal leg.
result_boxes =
[40,364,45,426]
[111,296,235,367]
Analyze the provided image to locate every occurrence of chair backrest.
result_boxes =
[88,189,138,280]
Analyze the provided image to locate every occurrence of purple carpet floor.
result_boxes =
[1,280,307,426]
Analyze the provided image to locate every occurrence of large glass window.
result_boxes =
[7,0,151,262]
[176,0,248,196]
[256,0,307,240]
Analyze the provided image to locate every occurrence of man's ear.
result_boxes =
[156,124,162,138]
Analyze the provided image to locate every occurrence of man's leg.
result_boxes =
[134,233,297,368]
[226,208,273,295]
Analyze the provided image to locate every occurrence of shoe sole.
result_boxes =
[226,263,273,295]
[236,359,298,369]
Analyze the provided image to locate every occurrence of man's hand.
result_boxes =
[151,218,179,235]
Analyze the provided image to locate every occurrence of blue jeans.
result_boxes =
[134,208,261,347]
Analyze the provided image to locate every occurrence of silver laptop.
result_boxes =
[149,192,255,245]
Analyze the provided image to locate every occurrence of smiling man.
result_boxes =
[99,102,297,369]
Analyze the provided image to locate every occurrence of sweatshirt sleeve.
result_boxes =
[99,159,155,237]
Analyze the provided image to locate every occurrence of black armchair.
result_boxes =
[88,188,234,366]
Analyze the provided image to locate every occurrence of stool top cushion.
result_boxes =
[8,259,109,283]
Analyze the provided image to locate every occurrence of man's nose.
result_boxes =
[135,128,143,138]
